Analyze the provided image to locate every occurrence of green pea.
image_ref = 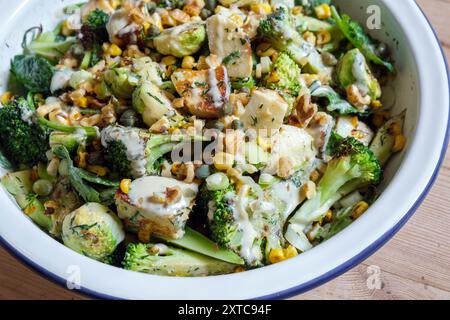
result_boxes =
[205,0,217,11]
[32,179,53,197]
[58,159,70,176]
[195,165,211,179]
[200,8,212,20]
[120,109,140,127]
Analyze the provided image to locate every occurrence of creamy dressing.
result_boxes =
[207,68,227,108]
[50,69,74,93]
[352,51,370,95]
[101,126,147,178]
[127,176,198,218]
[18,104,34,124]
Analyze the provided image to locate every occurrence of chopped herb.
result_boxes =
[222,51,241,65]
[147,92,164,104]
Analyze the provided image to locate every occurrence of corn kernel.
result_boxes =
[61,20,74,37]
[269,248,285,264]
[392,135,407,153]
[234,266,246,273]
[256,42,274,57]
[371,100,383,109]
[303,31,316,45]
[109,0,120,9]
[74,96,88,108]
[213,152,235,171]
[284,245,298,259]
[352,201,369,220]
[351,116,359,128]
[257,135,271,151]
[182,56,196,69]
[251,3,272,15]
[214,5,226,14]
[162,55,177,66]
[266,71,280,83]
[230,14,244,27]
[120,179,132,194]
[109,44,122,57]
[316,30,331,45]
[315,4,331,19]
[324,209,333,223]
[1,91,13,104]
[87,165,108,177]
[292,6,303,15]
[24,203,38,216]
[372,111,390,128]
[78,151,88,169]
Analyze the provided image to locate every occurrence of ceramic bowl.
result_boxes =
[0,0,448,299]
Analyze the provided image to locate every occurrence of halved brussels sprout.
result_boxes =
[153,22,206,58]
[62,203,125,262]
[132,57,163,87]
[336,48,381,100]
[103,68,139,99]
[132,81,174,126]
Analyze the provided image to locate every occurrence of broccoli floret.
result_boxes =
[81,9,110,49]
[258,7,325,73]
[200,182,286,266]
[285,136,381,250]
[101,125,200,178]
[123,243,237,276]
[264,52,302,101]
[0,98,49,167]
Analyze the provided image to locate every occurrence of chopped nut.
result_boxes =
[277,156,294,178]
[302,181,317,200]
[165,186,182,204]
[347,84,371,107]
[150,117,170,133]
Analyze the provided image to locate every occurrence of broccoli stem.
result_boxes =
[38,117,99,139]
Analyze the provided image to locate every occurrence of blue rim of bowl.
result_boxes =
[0,1,449,301]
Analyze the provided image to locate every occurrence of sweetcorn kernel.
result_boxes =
[120,179,132,194]
[182,56,195,69]
[284,245,299,259]
[352,201,369,220]
[392,135,407,153]
[74,96,88,108]
[292,6,303,15]
[1,91,13,104]
[371,100,383,109]
[162,55,177,66]
[316,30,331,45]
[315,4,331,19]
[251,3,272,15]
[213,152,235,171]
[266,71,280,83]
[268,248,285,264]
[109,44,123,57]
[87,165,108,177]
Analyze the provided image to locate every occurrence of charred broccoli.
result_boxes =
[286,135,381,251]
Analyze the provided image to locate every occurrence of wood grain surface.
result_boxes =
[0,0,449,300]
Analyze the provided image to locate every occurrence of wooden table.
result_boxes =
[0,0,449,300]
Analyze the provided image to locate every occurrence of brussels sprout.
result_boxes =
[103,68,139,99]
[336,48,381,100]
[153,22,206,58]
[62,203,125,262]
[133,81,174,126]
[132,57,163,87]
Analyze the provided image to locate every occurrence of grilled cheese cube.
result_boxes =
[241,89,288,135]
[115,176,198,239]
[206,14,253,79]
[171,66,231,118]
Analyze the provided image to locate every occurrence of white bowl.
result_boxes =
[0,0,448,300]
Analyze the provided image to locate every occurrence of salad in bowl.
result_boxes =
[0,0,405,277]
